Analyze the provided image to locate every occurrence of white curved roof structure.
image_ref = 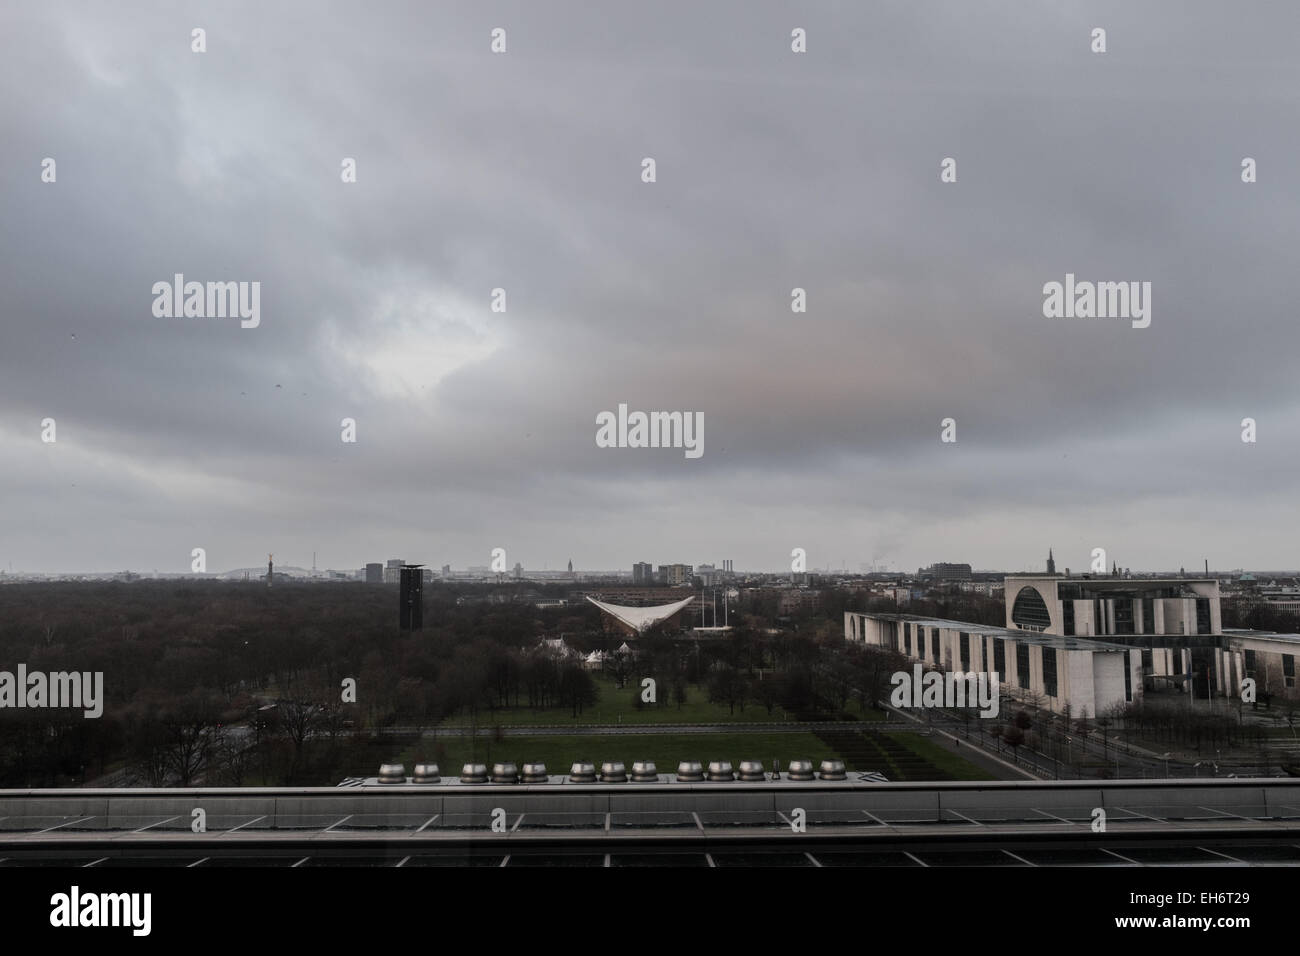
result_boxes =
[585,595,695,632]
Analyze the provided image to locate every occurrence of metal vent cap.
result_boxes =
[786,759,815,781]
[676,760,704,782]
[818,758,847,780]
[706,760,735,781]
[569,761,597,783]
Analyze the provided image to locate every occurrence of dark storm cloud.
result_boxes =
[2,0,1299,574]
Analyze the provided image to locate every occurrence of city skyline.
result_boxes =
[5,551,1295,579]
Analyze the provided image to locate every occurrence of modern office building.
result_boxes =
[632,562,654,585]
[885,586,912,606]
[365,563,383,584]
[919,562,973,582]
[846,611,1138,718]
[399,565,423,631]
[384,559,404,584]
[658,564,693,586]
[848,571,1300,715]
[1004,575,1222,638]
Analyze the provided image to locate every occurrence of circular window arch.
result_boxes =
[1011,586,1052,631]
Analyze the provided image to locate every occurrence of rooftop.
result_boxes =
[585,595,695,632]
[1008,575,1217,585]
[1223,628,1300,644]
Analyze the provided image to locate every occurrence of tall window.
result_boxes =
[959,633,971,671]
[1196,598,1211,635]
[1042,647,1058,698]
[1244,649,1256,677]
[993,638,1006,678]
[1285,654,1295,689]
[1142,598,1154,635]
[1016,644,1030,690]
[1062,600,1075,636]
[1123,650,1132,702]
[1115,599,1134,635]
[930,631,939,662]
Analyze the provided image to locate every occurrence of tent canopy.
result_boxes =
[585,595,694,633]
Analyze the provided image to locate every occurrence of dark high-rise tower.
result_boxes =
[267,553,273,588]
[399,565,424,630]
[1046,549,1055,575]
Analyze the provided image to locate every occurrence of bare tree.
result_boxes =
[160,694,225,786]
[276,697,325,756]
[212,727,254,786]
[707,664,749,715]
[1003,725,1025,763]
[607,649,633,690]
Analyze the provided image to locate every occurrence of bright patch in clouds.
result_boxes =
[326,285,502,399]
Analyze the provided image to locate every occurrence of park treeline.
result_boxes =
[0,581,962,787]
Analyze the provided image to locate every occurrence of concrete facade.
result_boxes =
[1003,576,1222,638]
[849,574,1300,712]
[846,611,1139,718]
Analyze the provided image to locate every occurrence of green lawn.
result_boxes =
[885,732,997,781]
[438,674,883,728]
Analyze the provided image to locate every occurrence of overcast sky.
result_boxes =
[3,1,1300,575]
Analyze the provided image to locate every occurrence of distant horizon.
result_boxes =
[4,561,1297,579]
